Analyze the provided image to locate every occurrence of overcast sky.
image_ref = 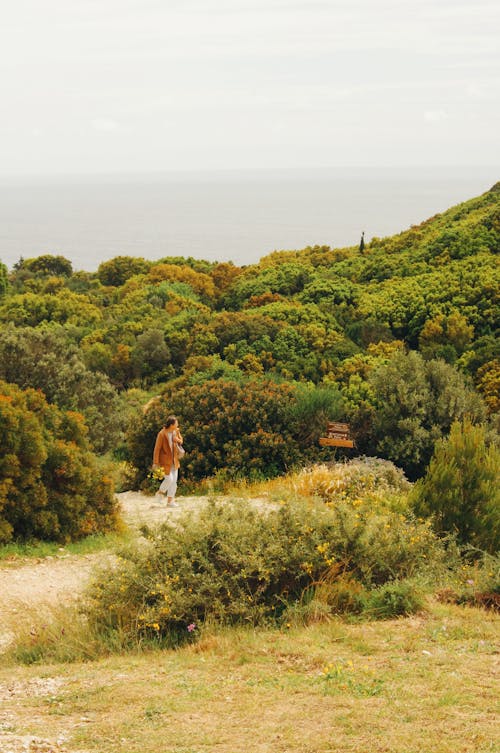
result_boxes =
[1,0,499,176]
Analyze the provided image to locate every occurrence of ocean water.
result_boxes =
[0,167,497,272]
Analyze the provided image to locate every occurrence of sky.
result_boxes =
[1,0,499,176]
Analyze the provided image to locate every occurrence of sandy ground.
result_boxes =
[0,492,208,653]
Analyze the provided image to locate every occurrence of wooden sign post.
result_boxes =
[319,422,354,449]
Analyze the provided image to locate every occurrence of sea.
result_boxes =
[0,167,497,272]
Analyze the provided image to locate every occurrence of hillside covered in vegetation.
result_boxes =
[0,184,498,542]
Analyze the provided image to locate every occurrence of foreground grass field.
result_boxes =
[0,602,498,753]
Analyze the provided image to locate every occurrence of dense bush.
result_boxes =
[411,419,500,552]
[366,351,486,479]
[0,290,102,328]
[362,580,425,619]
[84,496,448,646]
[126,377,343,484]
[0,380,120,543]
[0,324,124,453]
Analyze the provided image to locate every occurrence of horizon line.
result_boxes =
[1,164,498,183]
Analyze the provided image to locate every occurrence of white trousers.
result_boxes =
[159,465,178,497]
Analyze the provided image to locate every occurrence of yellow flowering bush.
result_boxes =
[0,380,119,542]
[273,457,410,510]
[84,495,449,647]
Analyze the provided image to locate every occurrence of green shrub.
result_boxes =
[126,377,342,486]
[411,419,500,552]
[0,380,120,543]
[83,497,449,648]
[362,580,425,619]
[0,324,124,453]
[367,351,486,479]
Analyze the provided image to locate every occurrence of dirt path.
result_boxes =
[0,492,208,652]
[0,492,266,752]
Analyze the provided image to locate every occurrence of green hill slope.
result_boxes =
[0,183,498,482]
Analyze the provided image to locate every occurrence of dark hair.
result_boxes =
[164,415,178,428]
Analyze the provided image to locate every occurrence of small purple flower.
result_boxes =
[187,623,196,633]
[466,579,474,586]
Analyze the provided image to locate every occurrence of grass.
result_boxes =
[0,464,497,751]
[0,531,130,564]
[0,602,498,753]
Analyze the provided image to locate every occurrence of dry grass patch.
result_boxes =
[0,603,498,753]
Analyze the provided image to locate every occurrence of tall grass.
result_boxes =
[229,456,411,510]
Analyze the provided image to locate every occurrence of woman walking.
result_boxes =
[153,415,183,508]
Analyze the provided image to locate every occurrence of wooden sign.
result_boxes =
[319,437,354,448]
[327,422,349,436]
[319,422,354,448]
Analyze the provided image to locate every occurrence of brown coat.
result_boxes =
[153,427,183,473]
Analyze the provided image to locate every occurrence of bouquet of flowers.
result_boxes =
[148,466,165,483]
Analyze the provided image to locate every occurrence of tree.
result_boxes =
[0,261,8,298]
[475,359,500,415]
[367,350,486,479]
[210,262,243,302]
[20,255,73,277]
[346,318,394,348]
[0,325,123,453]
[359,232,365,253]
[299,278,358,306]
[130,329,173,384]
[223,262,313,309]
[411,419,499,552]
[96,256,151,287]
[146,264,216,303]
[208,311,283,355]
[419,311,474,362]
